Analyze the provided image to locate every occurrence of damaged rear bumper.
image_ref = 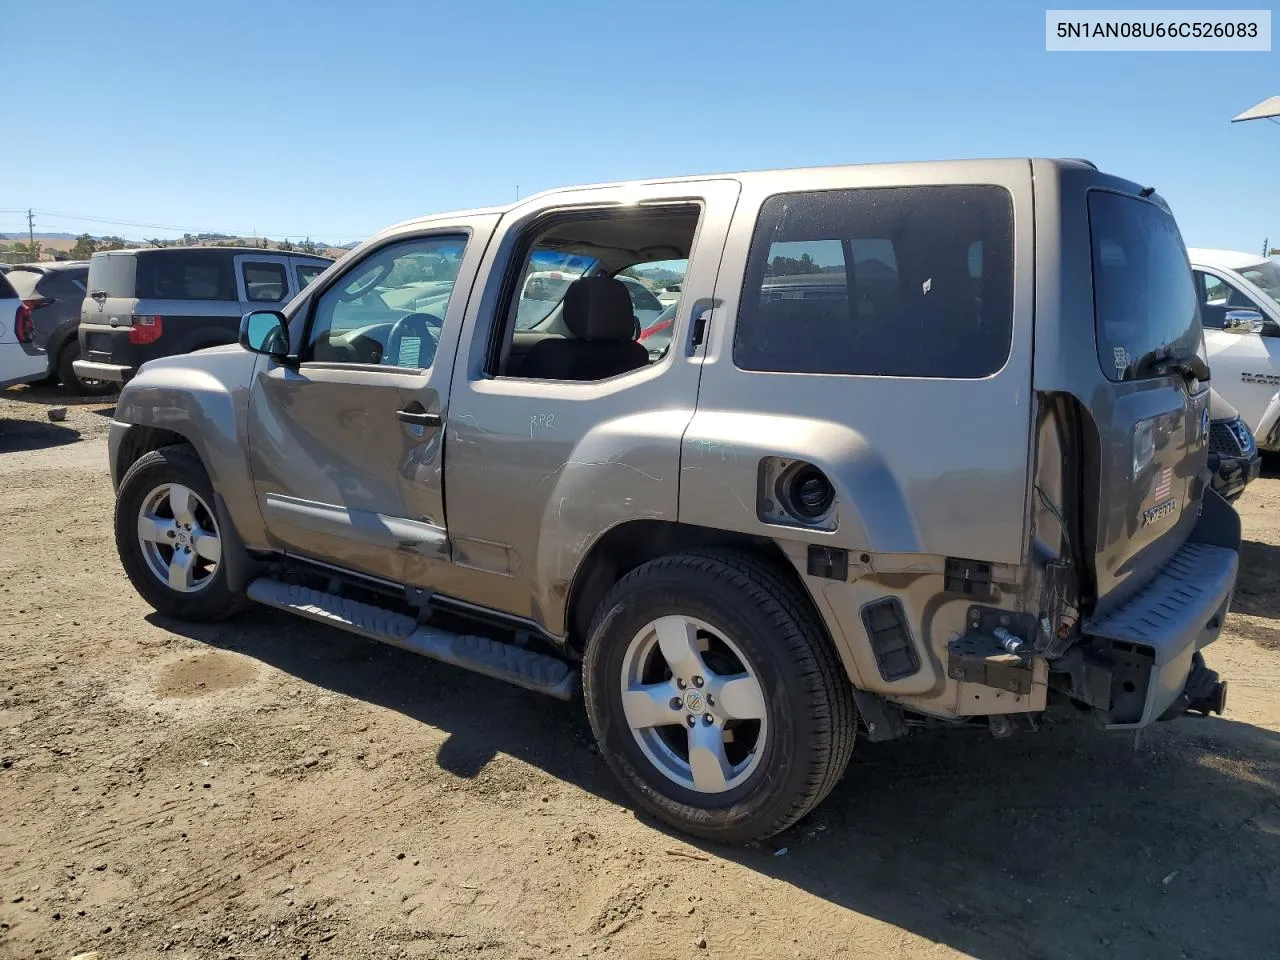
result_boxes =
[1080,491,1240,730]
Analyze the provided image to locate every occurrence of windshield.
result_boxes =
[1239,259,1280,305]
[1089,191,1202,382]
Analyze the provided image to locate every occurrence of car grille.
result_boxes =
[1210,418,1255,458]
[1230,417,1257,457]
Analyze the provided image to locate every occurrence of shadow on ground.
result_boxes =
[154,609,1280,960]
[0,416,81,451]
[1231,540,1280,626]
[2,382,119,408]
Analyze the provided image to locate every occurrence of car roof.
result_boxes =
[380,157,1103,236]
[92,245,333,261]
[7,260,90,274]
[1186,248,1271,271]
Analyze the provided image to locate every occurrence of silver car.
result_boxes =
[103,158,1238,843]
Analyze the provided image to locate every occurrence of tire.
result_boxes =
[582,549,856,843]
[58,340,115,397]
[115,444,245,621]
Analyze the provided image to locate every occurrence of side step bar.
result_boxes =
[246,578,577,700]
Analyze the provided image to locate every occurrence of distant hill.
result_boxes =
[0,230,353,261]
[0,232,80,242]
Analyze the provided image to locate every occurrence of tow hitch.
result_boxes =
[1159,652,1228,720]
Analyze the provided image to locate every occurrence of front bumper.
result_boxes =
[72,360,134,383]
[1083,493,1240,729]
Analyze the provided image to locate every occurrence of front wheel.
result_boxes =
[583,550,856,843]
[114,445,244,621]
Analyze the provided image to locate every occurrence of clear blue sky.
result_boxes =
[2,0,1276,251]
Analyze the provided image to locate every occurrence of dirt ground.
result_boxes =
[2,383,1279,960]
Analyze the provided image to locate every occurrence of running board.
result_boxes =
[245,578,577,700]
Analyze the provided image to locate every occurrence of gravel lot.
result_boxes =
[2,382,1279,960]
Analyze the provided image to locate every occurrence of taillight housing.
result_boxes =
[129,315,164,345]
[14,303,34,343]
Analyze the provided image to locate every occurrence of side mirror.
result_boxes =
[1223,309,1265,334]
[239,310,289,358]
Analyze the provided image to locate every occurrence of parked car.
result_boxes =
[3,260,114,395]
[1188,248,1280,445]
[73,246,333,385]
[1207,387,1261,501]
[104,158,1237,844]
[0,270,47,390]
[638,302,678,359]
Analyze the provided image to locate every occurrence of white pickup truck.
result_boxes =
[1188,247,1280,450]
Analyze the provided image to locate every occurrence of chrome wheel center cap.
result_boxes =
[683,689,705,714]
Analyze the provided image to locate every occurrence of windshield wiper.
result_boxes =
[1131,348,1209,383]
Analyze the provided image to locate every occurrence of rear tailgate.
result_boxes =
[1084,188,1211,614]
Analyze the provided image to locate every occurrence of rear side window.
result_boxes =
[242,261,288,302]
[733,185,1014,378]
[297,263,325,290]
[0,273,17,301]
[5,268,42,298]
[135,251,236,301]
[1089,191,1201,381]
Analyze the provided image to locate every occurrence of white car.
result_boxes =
[1188,247,1280,448]
[0,271,47,390]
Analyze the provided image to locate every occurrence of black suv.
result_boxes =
[74,246,332,384]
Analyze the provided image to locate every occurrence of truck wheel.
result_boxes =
[114,445,244,621]
[583,549,856,843]
[58,341,115,396]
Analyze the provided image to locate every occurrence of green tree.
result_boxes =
[12,240,43,261]
[278,238,296,252]
[70,234,98,259]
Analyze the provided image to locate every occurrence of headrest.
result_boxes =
[563,276,637,341]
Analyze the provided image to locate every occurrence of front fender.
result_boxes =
[111,348,268,547]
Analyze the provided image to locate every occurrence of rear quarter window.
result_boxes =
[135,250,237,302]
[1088,191,1201,381]
[733,185,1015,378]
[5,269,42,298]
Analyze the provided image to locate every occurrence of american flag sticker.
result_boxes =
[1150,466,1173,502]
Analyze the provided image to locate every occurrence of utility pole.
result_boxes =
[27,208,34,250]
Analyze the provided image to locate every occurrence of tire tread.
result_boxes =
[585,548,856,841]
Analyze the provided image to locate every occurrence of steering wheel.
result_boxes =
[383,312,441,368]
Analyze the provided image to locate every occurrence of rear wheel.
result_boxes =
[583,549,856,843]
[115,445,244,621]
[58,341,115,396]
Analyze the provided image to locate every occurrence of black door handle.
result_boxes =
[395,408,442,426]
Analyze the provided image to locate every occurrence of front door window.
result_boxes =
[305,236,468,368]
